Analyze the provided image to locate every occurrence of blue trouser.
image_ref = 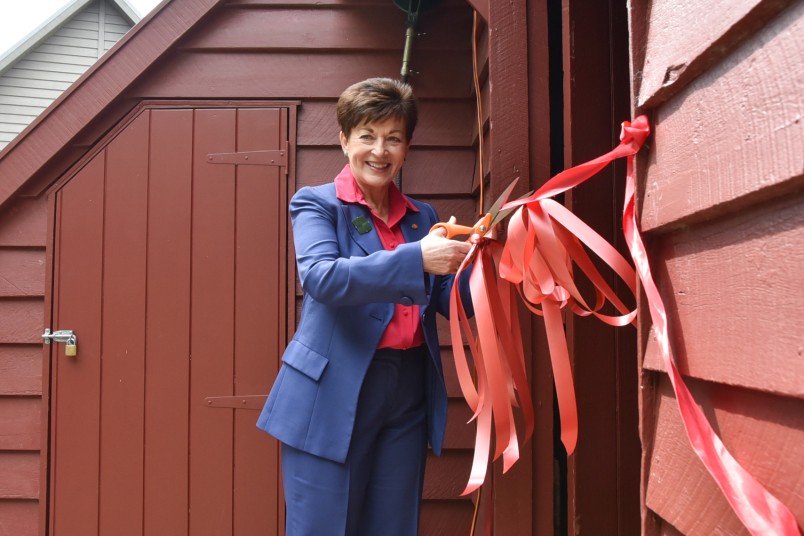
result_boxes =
[281,347,428,536]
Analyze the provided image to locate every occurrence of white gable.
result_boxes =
[0,0,138,150]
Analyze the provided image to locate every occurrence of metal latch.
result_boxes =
[42,329,78,357]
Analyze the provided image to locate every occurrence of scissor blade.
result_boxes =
[490,189,534,227]
[485,177,520,222]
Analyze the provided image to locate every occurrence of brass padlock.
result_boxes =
[65,335,77,357]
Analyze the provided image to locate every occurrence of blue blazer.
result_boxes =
[256,182,470,463]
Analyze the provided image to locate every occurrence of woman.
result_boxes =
[256,78,472,535]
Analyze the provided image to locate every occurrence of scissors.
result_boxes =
[430,178,522,240]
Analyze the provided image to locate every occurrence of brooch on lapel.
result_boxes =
[352,216,372,234]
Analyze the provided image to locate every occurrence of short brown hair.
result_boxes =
[336,78,418,140]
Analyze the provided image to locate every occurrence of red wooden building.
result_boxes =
[0,0,800,534]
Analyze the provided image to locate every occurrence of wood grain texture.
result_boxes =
[442,399,475,449]
[423,450,473,500]
[0,198,46,247]
[0,345,41,395]
[183,5,471,52]
[420,499,474,535]
[0,398,40,451]
[131,50,472,100]
[0,453,39,499]
[0,300,43,344]
[635,0,794,107]
[0,249,45,297]
[641,2,804,233]
[644,192,804,399]
[645,375,804,535]
[0,500,38,536]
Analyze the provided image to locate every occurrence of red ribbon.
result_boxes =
[450,116,800,534]
[451,235,534,495]
[619,119,800,535]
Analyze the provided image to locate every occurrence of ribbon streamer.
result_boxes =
[450,116,800,533]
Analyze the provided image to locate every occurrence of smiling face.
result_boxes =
[339,116,410,201]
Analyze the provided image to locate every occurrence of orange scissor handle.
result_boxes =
[430,213,493,241]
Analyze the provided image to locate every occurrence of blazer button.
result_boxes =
[400,296,413,306]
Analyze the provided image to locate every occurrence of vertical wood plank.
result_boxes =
[51,151,104,536]
[525,0,555,533]
[562,0,640,533]
[486,0,533,533]
[190,108,236,536]
[98,110,149,536]
[143,109,193,536]
[232,108,283,535]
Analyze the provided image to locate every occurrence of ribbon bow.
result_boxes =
[449,116,800,535]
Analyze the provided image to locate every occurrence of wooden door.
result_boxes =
[47,105,290,535]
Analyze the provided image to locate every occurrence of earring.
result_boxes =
[344,151,349,158]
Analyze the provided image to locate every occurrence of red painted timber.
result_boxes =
[232,107,284,535]
[562,0,640,534]
[0,345,41,395]
[644,192,804,399]
[645,376,804,535]
[189,108,236,536]
[420,500,474,535]
[423,451,474,500]
[486,0,533,532]
[97,110,149,536]
[129,51,472,100]
[0,453,39,499]
[50,151,104,535]
[641,2,804,233]
[0,198,47,247]
[142,109,192,536]
[0,500,38,536]
[0,300,43,344]
[0,398,40,450]
[636,0,794,107]
[183,5,471,52]
[0,249,45,297]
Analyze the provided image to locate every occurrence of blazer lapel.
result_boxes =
[400,209,429,244]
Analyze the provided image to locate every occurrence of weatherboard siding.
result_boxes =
[631,1,804,533]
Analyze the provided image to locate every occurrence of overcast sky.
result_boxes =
[0,0,164,57]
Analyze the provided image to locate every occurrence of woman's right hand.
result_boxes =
[421,216,473,275]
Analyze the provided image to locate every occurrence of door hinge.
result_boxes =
[206,142,289,175]
[205,395,267,410]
